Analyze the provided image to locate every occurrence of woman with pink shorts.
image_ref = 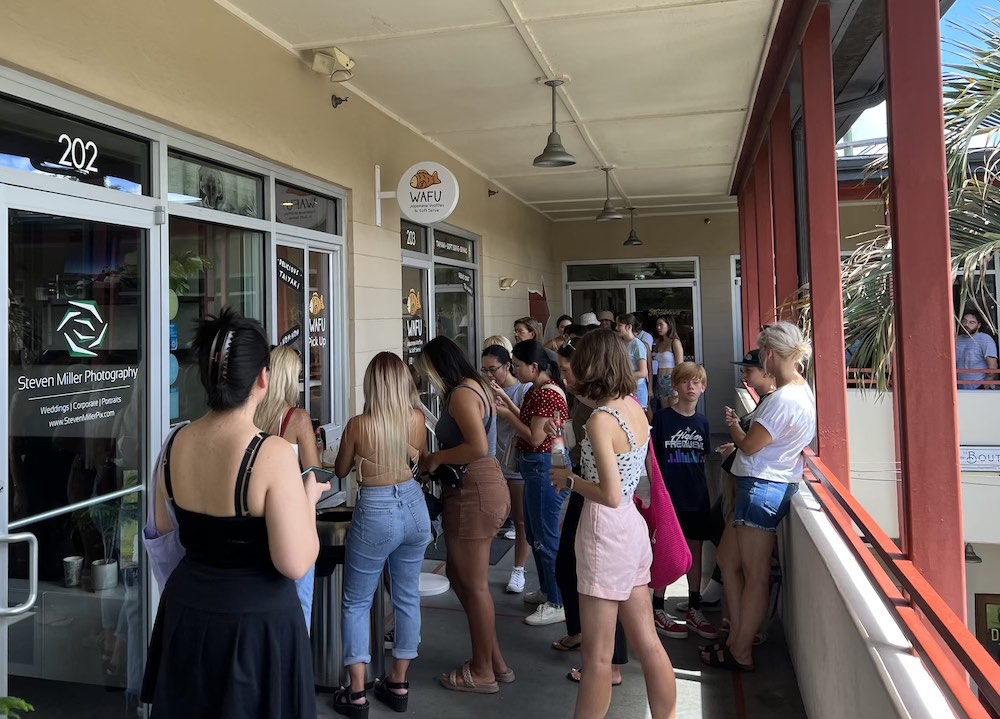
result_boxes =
[551,329,677,719]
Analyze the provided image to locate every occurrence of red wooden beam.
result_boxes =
[884,0,966,619]
[801,3,851,486]
[732,0,820,193]
[754,141,777,323]
[738,190,751,350]
[770,93,799,312]
[838,182,883,202]
[742,175,761,351]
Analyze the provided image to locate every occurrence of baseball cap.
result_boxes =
[732,349,762,368]
[579,312,599,327]
[597,310,615,323]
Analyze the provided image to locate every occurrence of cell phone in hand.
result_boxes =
[301,466,336,485]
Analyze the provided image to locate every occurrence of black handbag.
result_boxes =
[432,463,467,489]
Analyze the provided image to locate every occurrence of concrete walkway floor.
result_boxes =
[316,546,808,719]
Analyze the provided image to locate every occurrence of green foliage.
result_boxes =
[0,697,34,718]
[169,251,213,295]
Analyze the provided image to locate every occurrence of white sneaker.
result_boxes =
[504,528,517,541]
[524,602,565,626]
[506,567,526,594]
[523,589,547,605]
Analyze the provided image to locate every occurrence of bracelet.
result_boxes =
[567,475,575,492]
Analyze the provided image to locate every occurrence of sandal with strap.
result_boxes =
[699,644,755,673]
[439,661,499,694]
[551,635,582,652]
[373,675,409,713]
[332,687,369,718]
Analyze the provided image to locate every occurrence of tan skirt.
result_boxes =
[441,457,510,540]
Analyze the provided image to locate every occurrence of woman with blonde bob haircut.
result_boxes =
[483,334,513,353]
[255,345,322,627]
[333,353,431,716]
[551,329,677,719]
[702,321,815,674]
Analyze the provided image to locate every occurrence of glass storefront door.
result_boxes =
[632,283,700,362]
[1,185,159,717]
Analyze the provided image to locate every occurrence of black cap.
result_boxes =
[732,349,762,368]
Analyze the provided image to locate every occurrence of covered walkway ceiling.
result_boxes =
[218,0,783,220]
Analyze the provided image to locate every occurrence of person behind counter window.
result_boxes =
[255,345,321,629]
[332,353,431,717]
[141,308,328,718]
[415,337,513,695]
[956,311,998,389]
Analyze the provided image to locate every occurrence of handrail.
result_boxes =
[9,485,142,531]
[847,366,1000,389]
[803,449,1000,718]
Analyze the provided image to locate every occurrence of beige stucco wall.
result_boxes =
[550,212,740,424]
[0,0,560,413]
[840,201,885,251]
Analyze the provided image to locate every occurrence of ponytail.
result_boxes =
[512,340,561,385]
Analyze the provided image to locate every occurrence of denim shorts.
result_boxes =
[732,477,798,533]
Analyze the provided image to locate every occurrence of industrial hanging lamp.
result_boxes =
[595,167,623,221]
[533,79,576,168]
[623,208,642,246]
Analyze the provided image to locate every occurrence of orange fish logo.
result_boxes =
[409,170,442,190]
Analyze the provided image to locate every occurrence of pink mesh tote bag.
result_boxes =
[634,437,692,588]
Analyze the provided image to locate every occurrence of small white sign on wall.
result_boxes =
[960,446,1000,472]
[397,161,459,224]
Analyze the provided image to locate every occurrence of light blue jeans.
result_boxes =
[295,571,314,634]
[342,479,431,666]
[519,452,568,607]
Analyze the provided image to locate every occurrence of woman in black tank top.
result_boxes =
[141,309,329,718]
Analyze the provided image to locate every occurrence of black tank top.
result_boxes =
[162,430,274,570]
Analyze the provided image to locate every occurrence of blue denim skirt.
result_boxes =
[732,477,798,533]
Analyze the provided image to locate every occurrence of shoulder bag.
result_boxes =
[634,436,692,589]
[143,426,186,592]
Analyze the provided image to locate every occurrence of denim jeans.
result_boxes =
[519,452,567,606]
[342,479,431,665]
[295,570,314,634]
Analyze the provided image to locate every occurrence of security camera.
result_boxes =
[312,48,355,82]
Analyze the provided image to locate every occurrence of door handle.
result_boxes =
[0,533,38,617]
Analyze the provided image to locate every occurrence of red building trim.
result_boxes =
[741,176,761,351]
[770,93,799,312]
[801,3,851,486]
[738,191,750,350]
[732,0,820,193]
[884,0,966,619]
[839,182,883,202]
[754,142,777,323]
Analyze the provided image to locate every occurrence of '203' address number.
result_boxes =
[57,134,99,174]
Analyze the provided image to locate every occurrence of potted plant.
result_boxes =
[74,503,121,591]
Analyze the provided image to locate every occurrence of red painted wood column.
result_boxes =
[770,93,799,314]
[884,0,965,618]
[742,176,761,351]
[754,140,778,324]
[801,3,851,485]
[738,191,751,351]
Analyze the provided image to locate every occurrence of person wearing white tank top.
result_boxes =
[652,316,685,411]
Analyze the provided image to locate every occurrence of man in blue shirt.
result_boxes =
[956,311,998,389]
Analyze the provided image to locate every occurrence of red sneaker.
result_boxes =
[654,610,688,639]
[686,609,719,640]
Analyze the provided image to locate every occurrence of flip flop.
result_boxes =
[496,668,515,684]
[565,667,622,686]
[439,662,499,694]
[551,635,582,652]
[699,645,755,673]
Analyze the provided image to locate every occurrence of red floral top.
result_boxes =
[517,380,569,453]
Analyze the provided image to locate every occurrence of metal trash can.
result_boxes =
[311,508,387,692]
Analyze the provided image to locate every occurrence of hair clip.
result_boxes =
[210,329,235,385]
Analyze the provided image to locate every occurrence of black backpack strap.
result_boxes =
[161,428,183,502]
[234,433,268,517]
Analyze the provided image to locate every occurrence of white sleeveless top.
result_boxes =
[579,406,648,501]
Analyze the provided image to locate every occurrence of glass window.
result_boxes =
[434,265,476,361]
[276,245,306,360]
[433,230,474,263]
[401,221,427,254]
[308,250,332,426]
[167,151,264,219]
[0,94,150,195]
[169,218,264,423]
[566,261,695,282]
[276,182,339,234]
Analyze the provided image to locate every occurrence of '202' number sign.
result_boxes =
[57,134,99,174]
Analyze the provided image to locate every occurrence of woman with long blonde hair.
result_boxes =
[255,345,321,627]
[333,353,431,716]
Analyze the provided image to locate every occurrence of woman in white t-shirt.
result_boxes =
[701,322,815,674]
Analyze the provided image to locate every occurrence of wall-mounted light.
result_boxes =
[499,277,518,291]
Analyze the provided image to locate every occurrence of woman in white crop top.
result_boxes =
[652,315,684,411]
[703,322,815,675]
[551,330,677,719]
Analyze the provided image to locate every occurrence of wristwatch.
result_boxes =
[566,474,575,492]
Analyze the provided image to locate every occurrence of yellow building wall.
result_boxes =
[840,201,885,252]
[0,0,560,412]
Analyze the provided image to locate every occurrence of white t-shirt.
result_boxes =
[730,382,816,484]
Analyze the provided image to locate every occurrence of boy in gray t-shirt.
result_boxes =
[956,312,998,389]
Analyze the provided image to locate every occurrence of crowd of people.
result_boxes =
[140,307,816,719]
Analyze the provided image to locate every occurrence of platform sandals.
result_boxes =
[332,687,369,718]
[373,675,409,713]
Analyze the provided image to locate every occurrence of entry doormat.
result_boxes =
[425,537,513,566]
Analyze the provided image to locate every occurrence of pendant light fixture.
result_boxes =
[532,79,576,168]
[595,167,623,221]
[623,207,642,246]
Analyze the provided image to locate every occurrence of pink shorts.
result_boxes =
[575,498,652,601]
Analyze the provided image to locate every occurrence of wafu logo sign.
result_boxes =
[57,301,109,358]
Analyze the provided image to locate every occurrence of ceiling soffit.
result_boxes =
[216,0,781,220]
